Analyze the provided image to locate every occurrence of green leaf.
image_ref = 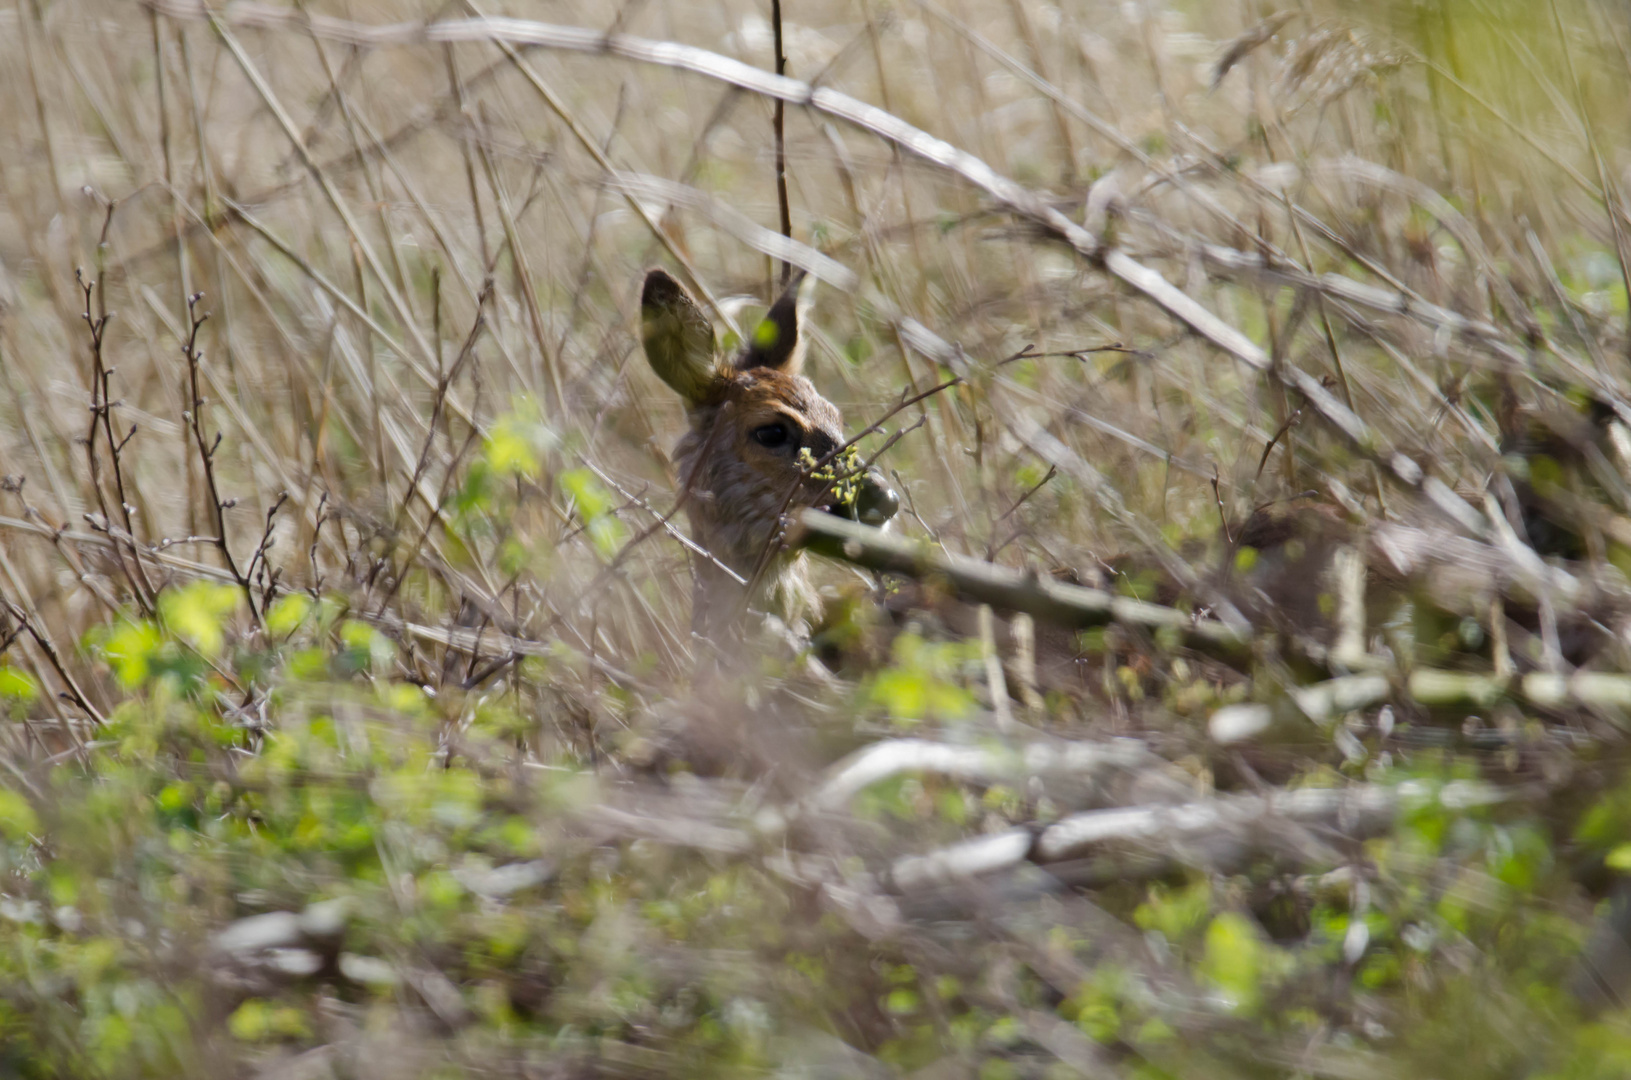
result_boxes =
[485,424,541,478]
[862,633,976,722]
[560,468,612,519]
[228,999,310,1042]
[0,787,39,840]
[482,403,553,479]
[338,620,396,672]
[1199,912,1267,1012]
[265,593,315,637]
[0,665,38,701]
[885,987,920,1015]
[1134,879,1212,943]
[158,580,242,657]
[99,618,164,688]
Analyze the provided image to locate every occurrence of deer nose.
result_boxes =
[855,467,899,526]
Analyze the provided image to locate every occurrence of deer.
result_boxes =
[639,268,899,639]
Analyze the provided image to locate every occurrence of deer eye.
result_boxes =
[751,422,793,449]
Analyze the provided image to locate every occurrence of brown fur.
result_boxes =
[673,368,850,634]
[640,269,897,637]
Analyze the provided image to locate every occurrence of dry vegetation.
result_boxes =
[5,0,1631,1075]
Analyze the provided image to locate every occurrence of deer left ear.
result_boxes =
[739,271,810,376]
[641,268,726,407]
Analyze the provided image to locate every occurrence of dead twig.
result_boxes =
[180,292,260,628]
[77,245,157,612]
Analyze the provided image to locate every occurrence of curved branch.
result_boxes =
[140,0,1461,516]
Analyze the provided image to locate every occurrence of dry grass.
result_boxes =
[5,0,1631,1075]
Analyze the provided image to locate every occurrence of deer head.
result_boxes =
[640,267,899,635]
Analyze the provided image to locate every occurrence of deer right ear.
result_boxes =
[641,269,723,407]
[739,270,809,375]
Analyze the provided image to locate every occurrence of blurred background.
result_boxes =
[3,0,1631,1075]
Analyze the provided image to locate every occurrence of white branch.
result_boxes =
[891,780,1508,890]
[809,736,1166,813]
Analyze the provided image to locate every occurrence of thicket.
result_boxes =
[3,0,1631,1076]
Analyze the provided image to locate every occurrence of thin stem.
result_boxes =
[77,242,157,612]
[181,293,261,627]
[771,0,792,285]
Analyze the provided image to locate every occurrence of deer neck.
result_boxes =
[674,422,817,637]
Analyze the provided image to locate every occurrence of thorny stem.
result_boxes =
[994,465,1056,529]
[77,245,157,612]
[822,341,1130,480]
[307,491,331,596]
[376,425,484,625]
[458,432,735,687]
[2,600,104,729]
[392,281,491,539]
[373,283,491,619]
[578,461,748,586]
[246,491,289,614]
[1255,407,1303,483]
[986,465,1059,558]
[429,393,744,691]
[1210,466,1232,545]
[181,292,261,627]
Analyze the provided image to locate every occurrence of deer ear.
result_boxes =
[739,271,809,376]
[641,269,724,406]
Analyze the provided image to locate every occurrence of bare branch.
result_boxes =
[787,509,1251,658]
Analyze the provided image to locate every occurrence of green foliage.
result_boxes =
[1134,878,1213,944]
[264,593,314,638]
[560,468,629,559]
[4,0,1631,1075]
[482,402,552,480]
[0,666,39,702]
[0,787,39,840]
[862,632,978,724]
[156,581,242,658]
[1197,912,1281,1013]
[227,999,311,1042]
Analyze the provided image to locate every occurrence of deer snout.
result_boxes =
[853,467,899,527]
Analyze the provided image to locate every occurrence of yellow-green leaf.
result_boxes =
[265,593,314,637]
[159,581,242,657]
[0,787,40,840]
[101,619,163,688]
[0,666,38,701]
[1199,912,1266,1011]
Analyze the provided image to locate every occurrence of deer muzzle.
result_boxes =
[851,466,900,527]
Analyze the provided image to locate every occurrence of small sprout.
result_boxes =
[798,444,865,510]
